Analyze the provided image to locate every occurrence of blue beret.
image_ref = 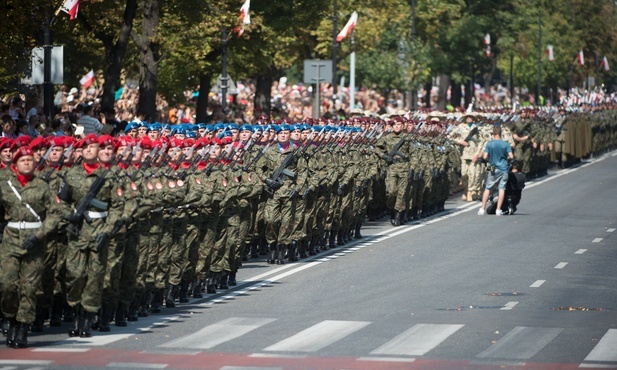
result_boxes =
[227,123,239,131]
[277,124,291,133]
[124,122,139,132]
[240,124,253,132]
[213,123,225,131]
[185,131,197,139]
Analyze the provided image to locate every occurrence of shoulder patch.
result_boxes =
[222,179,227,187]
[177,180,184,187]
[116,188,123,197]
[196,178,202,185]
[168,180,176,189]
[130,182,138,191]
[147,182,154,190]
[155,182,163,190]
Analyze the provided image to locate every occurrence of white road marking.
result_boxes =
[370,324,464,356]
[607,228,615,233]
[530,280,546,288]
[501,301,519,310]
[583,329,617,362]
[160,317,276,349]
[477,326,563,360]
[575,249,587,254]
[221,367,283,370]
[593,238,604,243]
[263,320,370,352]
[555,262,568,269]
[249,353,307,359]
[32,348,91,353]
[0,361,53,366]
[358,357,417,363]
[579,364,617,368]
[107,363,167,369]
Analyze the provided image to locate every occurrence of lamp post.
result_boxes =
[332,0,338,101]
[410,0,417,111]
[537,0,542,104]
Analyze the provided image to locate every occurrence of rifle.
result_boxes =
[36,146,54,171]
[40,144,74,183]
[463,126,479,143]
[383,133,409,162]
[242,139,276,172]
[66,146,130,236]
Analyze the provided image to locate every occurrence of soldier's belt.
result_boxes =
[86,211,108,219]
[7,221,43,230]
[151,207,164,213]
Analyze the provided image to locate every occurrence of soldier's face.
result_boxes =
[0,148,11,163]
[168,148,181,162]
[15,155,35,175]
[291,130,302,141]
[239,130,252,141]
[141,149,151,161]
[231,130,239,141]
[211,145,222,159]
[116,146,130,161]
[72,148,83,163]
[148,131,160,140]
[301,130,311,141]
[98,144,115,164]
[83,143,100,163]
[181,146,193,161]
[277,130,290,143]
[49,146,64,162]
[132,147,143,163]
[138,127,147,137]
[34,147,47,162]
[393,122,403,133]
[127,129,138,138]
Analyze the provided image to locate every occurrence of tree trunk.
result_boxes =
[96,0,138,108]
[423,80,432,108]
[484,57,497,93]
[136,0,160,121]
[254,70,273,119]
[437,74,450,111]
[450,83,462,110]
[195,73,212,123]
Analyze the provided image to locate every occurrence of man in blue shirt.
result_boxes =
[478,126,514,216]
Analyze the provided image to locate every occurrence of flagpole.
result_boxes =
[349,29,355,111]
[537,0,542,104]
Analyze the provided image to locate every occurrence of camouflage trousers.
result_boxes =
[264,187,297,245]
[0,248,43,324]
[385,168,410,212]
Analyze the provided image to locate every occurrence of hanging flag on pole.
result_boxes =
[577,50,585,66]
[336,11,358,42]
[546,44,554,61]
[80,70,95,89]
[602,56,610,71]
[484,33,491,57]
[60,0,79,20]
[237,0,251,37]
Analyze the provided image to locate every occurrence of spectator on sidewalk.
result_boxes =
[77,105,103,135]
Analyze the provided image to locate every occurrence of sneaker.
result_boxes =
[496,210,504,216]
[477,208,485,216]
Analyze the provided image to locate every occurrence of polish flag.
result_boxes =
[484,33,491,45]
[61,0,79,20]
[238,0,250,37]
[336,11,358,42]
[577,50,584,66]
[80,70,95,88]
[602,56,610,71]
[546,44,554,61]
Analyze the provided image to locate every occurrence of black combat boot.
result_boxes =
[228,272,237,286]
[12,322,29,348]
[138,292,150,316]
[80,311,95,338]
[299,241,308,259]
[308,236,318,256]
[288,242,298,262]
[127,296,140,321]
[206,273,218,294]
[165,285,177,308]
[328,231,337,248]
[250,241,259,258]
[218,272,229,289]
[115,302,128,327]
[392,212,401,226]
[63,303,74,323]
[267,244,277,264]
[1,317,11,336]
[192,280,203,299]
[150,289,163,313]
[354,223,363,239]
[98,304,111,332]
[50,296,63,327]
[5,318,16,347]
[31,307,45,332]
[178,281,190,303]
[68,307,82,337]
[276,245,286,265]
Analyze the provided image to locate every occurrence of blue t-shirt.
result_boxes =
[484,139,512,171]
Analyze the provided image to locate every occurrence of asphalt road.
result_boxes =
[2,152,617,370]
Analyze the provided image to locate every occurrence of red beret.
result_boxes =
[219,136,233,145]
[29,137,49,151]
[13,147,34,163]
[82,134,99,146]
[194,137,210,148]
[139,137,153,150]
[63,136,77,148]
[116,135,133,148]
[181,138,195,148]
[168,137,183,148]
[11,136,31,151]
[98,135,115,148]
[49,136,65,148]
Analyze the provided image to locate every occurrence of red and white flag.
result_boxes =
[577,50,585,66]
[238,0,250,37]
[80,70,95,88]
[336,11,358,42]
[602,56,610,71]
[61,0,79,20]
[484,33,491,57]
[546,44,554,61]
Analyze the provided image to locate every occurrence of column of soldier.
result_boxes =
[1,104,616,348]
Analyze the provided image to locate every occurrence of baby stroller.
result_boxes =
[486,160,526,215]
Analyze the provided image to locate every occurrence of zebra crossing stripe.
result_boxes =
[477,326,562,360]
[370,324,464,356]
[160,317,276,349]
[263,320,371,352]
[583,329,617,362]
